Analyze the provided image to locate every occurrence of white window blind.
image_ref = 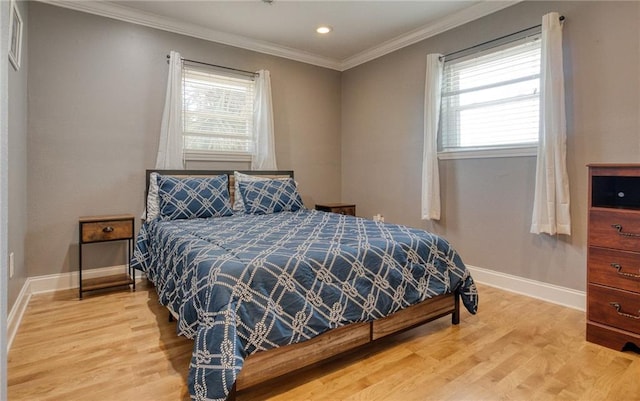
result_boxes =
[182,66,255,157]
[440,34,541,153]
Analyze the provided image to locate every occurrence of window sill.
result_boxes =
[438,145,538,160]
[184,151,252,162]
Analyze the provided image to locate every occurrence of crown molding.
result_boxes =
[37,0,343,71]
[341,1,520,71]
[38,0,518,72]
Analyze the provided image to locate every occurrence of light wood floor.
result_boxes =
[8,281,640,401]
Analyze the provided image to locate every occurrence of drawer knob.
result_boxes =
[610,263,640,279]
[102,226,115,233]
[611,224,640,238]
[609,302,640,320]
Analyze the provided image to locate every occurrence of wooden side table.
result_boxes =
[78,214,135,299]
[315,203,356,216]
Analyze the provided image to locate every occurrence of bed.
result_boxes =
[131,169,478,401]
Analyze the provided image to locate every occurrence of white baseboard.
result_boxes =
[7,265,142,352]
[27,264,134,294]
[7,278,32,352]
[466,265,586,311]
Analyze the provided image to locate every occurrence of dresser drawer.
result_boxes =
[589,210,640,252]
[588,247,640,293]
[81,219,133,243]
[588,284,640,335]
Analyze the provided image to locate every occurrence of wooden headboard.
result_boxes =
[145,169,295,206]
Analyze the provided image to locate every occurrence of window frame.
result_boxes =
[437,32,542,160]
[181,65,256,163]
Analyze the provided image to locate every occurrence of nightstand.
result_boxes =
[315,203,356,216]
[78,214,135,299]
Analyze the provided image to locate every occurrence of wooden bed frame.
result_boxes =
[232,293,459,399]
[144,170,461,401]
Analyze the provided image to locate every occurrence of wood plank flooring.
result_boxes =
[8,281,640,401]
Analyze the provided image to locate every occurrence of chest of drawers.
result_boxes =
[587,164,640,350]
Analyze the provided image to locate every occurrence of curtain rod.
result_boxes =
[441,15,565,61]
[166,54,258,77]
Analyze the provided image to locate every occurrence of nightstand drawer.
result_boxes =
[335,206,355,216]
[315,203,356,216]
[588,247,640,293]
[589,209,640,252]
[81,219,133,243]
[588,284,640,335]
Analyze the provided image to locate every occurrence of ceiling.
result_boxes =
[44,0,516,70]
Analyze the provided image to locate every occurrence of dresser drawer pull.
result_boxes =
[610,263,640,279]
[611,224,640,238]
[102,226,115,233]
[609,302,640,320]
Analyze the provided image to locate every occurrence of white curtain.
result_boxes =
[531,12,571,235]
[251,70,277,170]
[421,54,444,220]
[155,50,184,169]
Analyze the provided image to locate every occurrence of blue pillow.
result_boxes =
[239,178,304,215]
[158,175,234,220]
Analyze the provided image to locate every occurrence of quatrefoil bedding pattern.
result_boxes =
[131,209,478,401]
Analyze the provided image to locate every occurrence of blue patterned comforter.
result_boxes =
[131,209,478,401]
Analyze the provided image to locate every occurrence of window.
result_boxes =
[439,34,541,158]
[182,66,255,160]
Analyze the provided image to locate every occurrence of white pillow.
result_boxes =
[146,172,160,221]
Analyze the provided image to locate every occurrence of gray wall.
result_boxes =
[16,0,640,310]
[341,1,640,291]
[8,1,28,311]
[25,3,342,280]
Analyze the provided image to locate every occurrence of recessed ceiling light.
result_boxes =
[316,26,332,34]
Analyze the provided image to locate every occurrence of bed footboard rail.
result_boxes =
[226,292,459,401]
